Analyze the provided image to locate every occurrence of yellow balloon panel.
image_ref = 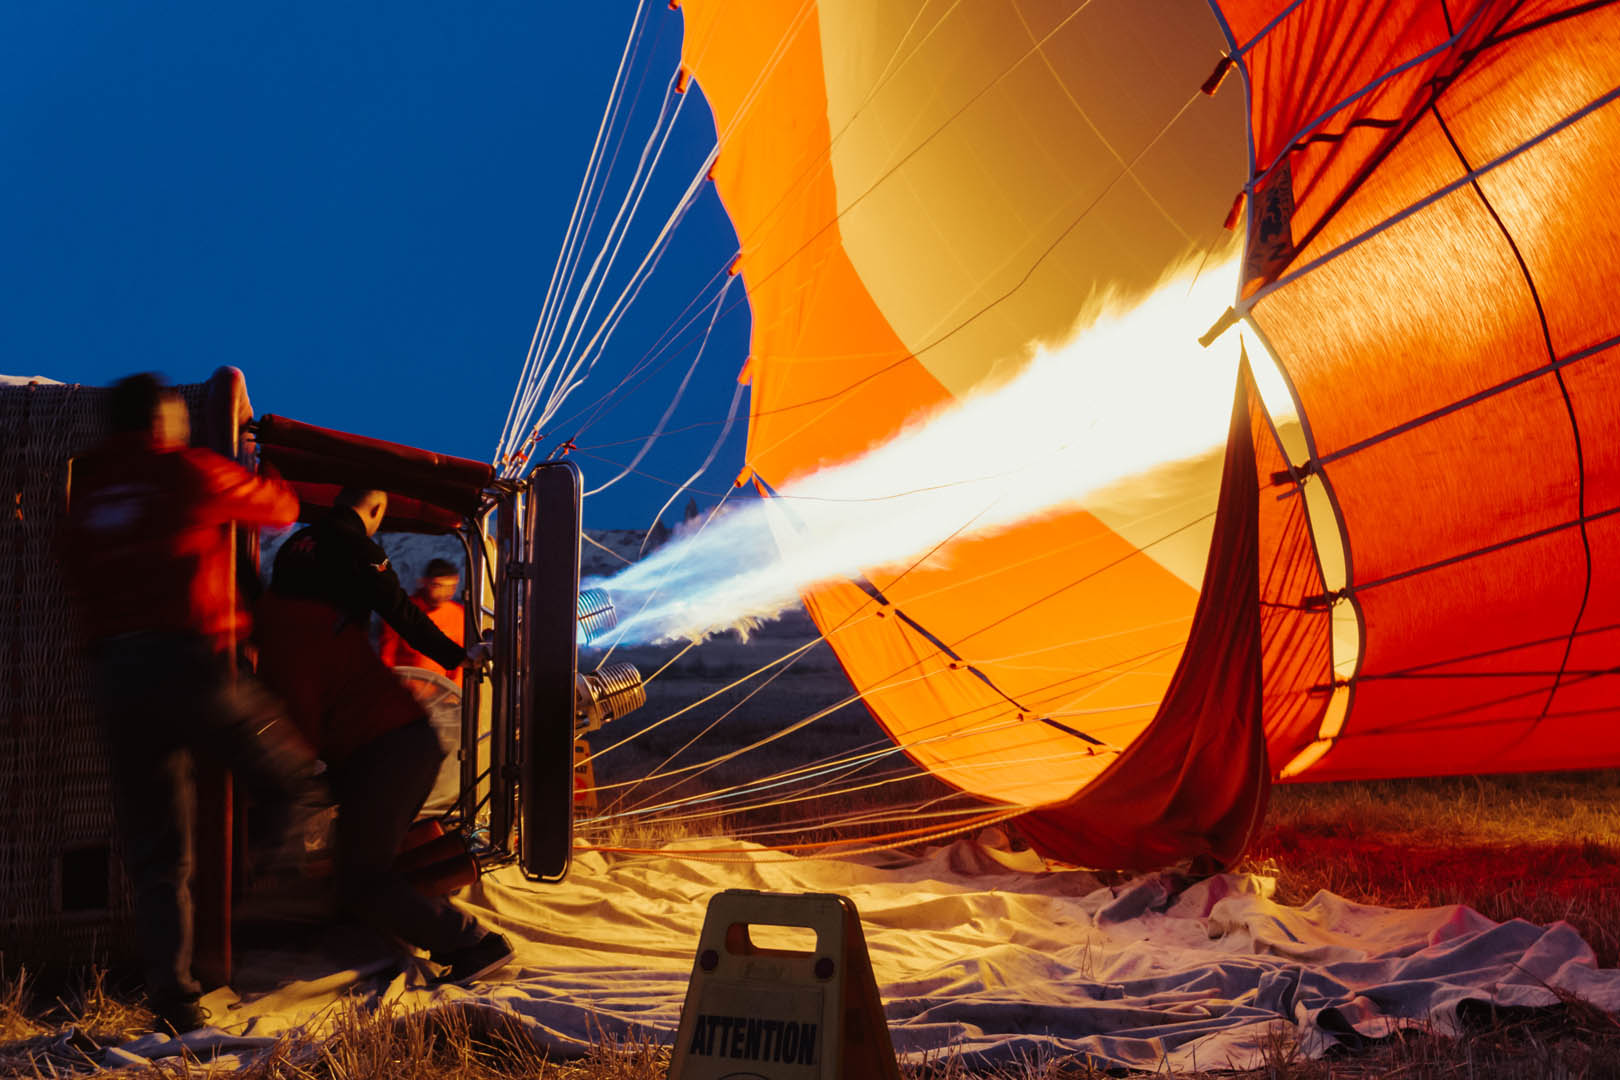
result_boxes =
[681,0,1249,807]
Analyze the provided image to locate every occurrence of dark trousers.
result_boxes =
[91,633,319,1004]
[327,719,482,959]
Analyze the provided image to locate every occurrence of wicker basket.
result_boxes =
[0,373,237,978]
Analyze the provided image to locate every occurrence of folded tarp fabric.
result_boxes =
[103,832,1620,1073]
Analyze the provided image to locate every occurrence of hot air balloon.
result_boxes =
[622,0,1620,869]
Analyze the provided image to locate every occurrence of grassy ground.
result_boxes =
[1248,770,1620,969]
[3,771,1619,1078]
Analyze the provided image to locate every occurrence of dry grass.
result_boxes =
[3,771,1619,1078]
[0,966,155,1076]
[0,994,665,1079]
[1247,770,1620,968]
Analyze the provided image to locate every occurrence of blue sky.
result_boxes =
[2,2,750,527]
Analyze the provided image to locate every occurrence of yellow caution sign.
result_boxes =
[670,890,901,1080]
[572,737,598,815]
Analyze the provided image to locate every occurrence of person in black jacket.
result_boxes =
[255,487,511,985]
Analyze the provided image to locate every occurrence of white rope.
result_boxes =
[638,375,747,556]
[581,637,822,767]
[502,75,686,470]
[711,0,818,150]
[527,144,721,446]
[553,255,738,443]
[520,81,689,438]
[506,126,720,477]
[581,530,634,566]
[503,23,685,470]
[608,625,1193,816]
[497,0,650,466]
[583,274,732,497]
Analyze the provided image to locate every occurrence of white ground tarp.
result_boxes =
[103,831,1620,1073]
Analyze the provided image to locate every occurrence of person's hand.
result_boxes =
[464,641,494,668]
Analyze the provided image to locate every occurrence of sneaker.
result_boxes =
[433,932,514,986]
[152,996,210,1035]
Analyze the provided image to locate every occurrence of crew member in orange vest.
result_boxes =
[379,558,464,685]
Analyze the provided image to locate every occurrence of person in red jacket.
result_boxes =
[62,373,319,1035]
[256,488,511,986]
[378,558,465,686]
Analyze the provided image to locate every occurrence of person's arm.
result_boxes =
[360,548,467,671]
[377,619,405,666]
[192,452,300,528]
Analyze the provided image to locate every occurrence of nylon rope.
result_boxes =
[675,801,997,848]
[508,145,719,476]
[582,530,634,566]
[594,604,1189,818]
[531,84,697,432]
[597,800,994,852]
[599,735,1107,827]
[585,275,731,497]
[505,65,686,470]
[503,0,815,476]
[638,378,747,557]
[505,78,689,469]
[505,14,678,460]
[532,6,678,414]
[595,632,1191,830]
[497,1,650,466]
[555,257,737,445]
[575,807,1030,863]
[587,496,1211,797]
[601,637,1188,821]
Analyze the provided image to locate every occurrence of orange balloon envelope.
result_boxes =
[672,0,1620,867]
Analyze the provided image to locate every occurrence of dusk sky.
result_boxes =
[2,2,751,527]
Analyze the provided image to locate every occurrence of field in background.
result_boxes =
[1249,770,1620,970]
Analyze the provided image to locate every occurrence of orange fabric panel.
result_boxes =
[803,507,1198,808]
[1224,0,1620,779]
[681,1,1205,811]
[1020,362,1268,870]
[680,1,950,482]
[1217,2,1515,295]
[1252,380,1333,771]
